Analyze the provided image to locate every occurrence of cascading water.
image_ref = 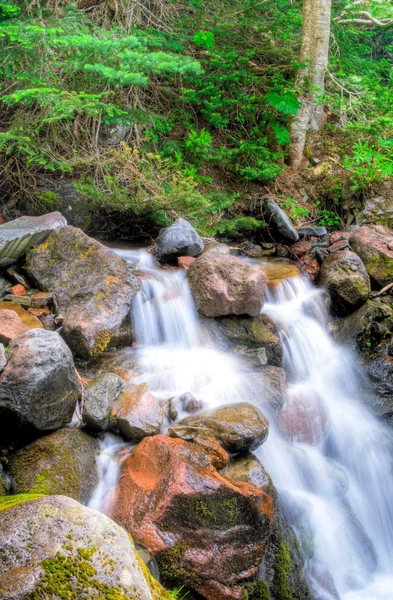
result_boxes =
[90,247,393,600]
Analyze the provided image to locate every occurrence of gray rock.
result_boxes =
[222,453,276,500]
[155,218,204,264]
[247,366,287,412]
[265,198,299,242]
[0,277,11,297]
[298,225,328,238]
[113,383,164,441]
[83,373,123,430]
[0,344,6,372]
[0,495,158,600]
[36,182,92,230]
[0,329,79,434]
[0,212,66,267]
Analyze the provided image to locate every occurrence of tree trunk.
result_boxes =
[289,0,332,170]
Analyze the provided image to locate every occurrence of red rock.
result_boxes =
[278,388,329,444]
[28,306,51,317]
[328,239,349,253]
[299,253,320,281]
[111,435,275,600]
[290,240,312,258]
[177,256,196,270]
[330,231,350,244]
[10,284,26,296]
[0,309,29,345]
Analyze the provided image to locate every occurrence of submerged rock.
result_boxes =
[83,373,123,431]
[265,198,299,242]
[155,218,204,264]
[111,435,275,600]
[319,250,370,316]
[278,388,329,445]
[0,329,79,435]
[248,366,287,413]
[113,382,164,441]
[0,211,66,267]
[349,225,393,288]
[10,428,99,503]
[187,253,266,317]
[0,494,168,599]
[25,226,140,358]
[175,402,269,454]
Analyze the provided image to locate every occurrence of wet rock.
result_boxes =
[176,402,269,454]
[3,293,30,307]
[0,494,164,600]
[9,283,25,296]
[83,373,123,430]
[222,453,276,501]
[111,435,275,600]
[349,225,393,288]
[113,382,164,441]
[0,344,6,372]
[180,392,203,413]
[290,240,312,258]
[328,239,349,253]
[216,314,282,367]
[203,241,231,255]
[155,218,204,264]
[299,253,320,281]
[177,256,195,270]
[298,226,328,239]
[0,211,66,267]
[0,301,43,329]
[10,428,99,503]
[241,243,264,258]
[0,309,28,344]
[247,366,287,412]
[31,291,53,308]
[319,250,370,316]
[0,329,79,435]
[265,198,299,242]
[187,253,266,318]
[25,226,140,358]
[278,387,329,445]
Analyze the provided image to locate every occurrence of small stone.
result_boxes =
[31,291,53,308]
[328,239,349,253]
[28,306,51,317]
[155,218,204,264]
[3,294,31,307]
[290,240,312,258]
[113,382,164,441]
[9,284,26,296]
[299,253,320,281]
[330,231,350,244]
[241,243,264,258]
[0,309,28,345]
[0,301,43,329]
[298,226,328,239]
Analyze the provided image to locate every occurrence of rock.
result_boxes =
[298,226,328,239]
[330,231,350,244]
[299,253,320,281]
[0,329,79,435]
[187,253,266,317]
[175,402,269,454]
[360,195,393,229]
[319,250,370,316]
[278,387,329,444]
[25,226,140,358]
[222,453,276,501]
[216,314,282,367]
[36,182,93,230]
[0,277,11,297]
[0,211,66,267]
[83,373,123,430]
[349,225,393,288]
[0,309,28,344]
[0,301,43,329]
[3,294,30,306]
[9,283,26,296]
[328,239,349,253]
[248,366,287,412]
[31,291,53,308]
[241,243,264,258]
[0,494,168,600]
[203,241,231,255]
[290,240,312,258]
[0,344,6,372]
[177,256,195,270]
[155,218,204,264]
[111,435,275,600]
[10,428,99,503]
[179,392,203,413]
[113,383,164,441]
[265,198,299,242]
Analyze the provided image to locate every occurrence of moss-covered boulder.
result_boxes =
[349,225,393,288]
[216,314,283,367]
[111,435,275,600]
[0,494,169,599]
[10,428,99,503]
[25,226,140,358]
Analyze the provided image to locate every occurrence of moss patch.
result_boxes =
[245,580,270,600]
[0,494,44,512]
[273,542,294,600]
[135,548,173,600]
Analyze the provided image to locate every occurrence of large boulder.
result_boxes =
[265,199,299,242]
[0,212,66,267]
[25,226,140,358]
[10,428,99,503]
[0,494,170,599]
[319,250,370,316]
[83,373,123,431]
[155,218,204,264]
[111,435,275,600]
[187,253,266,317]
[112,383,165,441]
[0,329,79,436]
[349,225,393,288]
[173,402,269,454]
[216,314,282,367]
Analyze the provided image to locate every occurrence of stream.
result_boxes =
[88,247,393,600]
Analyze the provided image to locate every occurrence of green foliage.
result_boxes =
[280,197,310,224]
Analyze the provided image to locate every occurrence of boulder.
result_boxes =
[113,383,164,441]
[111,435,275,600]
[0,494,170,599]
[216,314,282,367]
[0,329,79,435]
[0,301,43,329]
[155,218,204,264]
[83,373,123,430]
[10,428,99,503]
[349,225,393,288]
[174,402,269,454]
[25,226,140,358]
[241,243,264,258]
[248,366,287,413]
[0,309,28,344]
[319,250,370,316]
[222,453,276,501]
[0,211,66,267]
[187,253,266,318]
[264,199,299,242]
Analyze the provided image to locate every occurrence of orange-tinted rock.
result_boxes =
[28,306,51,317]
[299,253,320,281]
[278,388,329,445]
[177,256,196,270]
[10,284,26,296]
[0,309,28,345]
[290,240,312,258]
[111,435,275,600]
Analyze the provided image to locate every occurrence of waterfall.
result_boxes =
[90,247,393,599]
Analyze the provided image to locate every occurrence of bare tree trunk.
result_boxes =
[289,0,332,170]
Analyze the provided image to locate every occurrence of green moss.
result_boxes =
[135,549,174,600]
[0,494,44,512]
[90,328,112,358]
[245,580,270,600]
[36,191,60,210]
[177,493,241,529]
[156,541,191,584]
[273,542,294,600]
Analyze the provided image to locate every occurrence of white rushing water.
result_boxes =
[91,247,393,600]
